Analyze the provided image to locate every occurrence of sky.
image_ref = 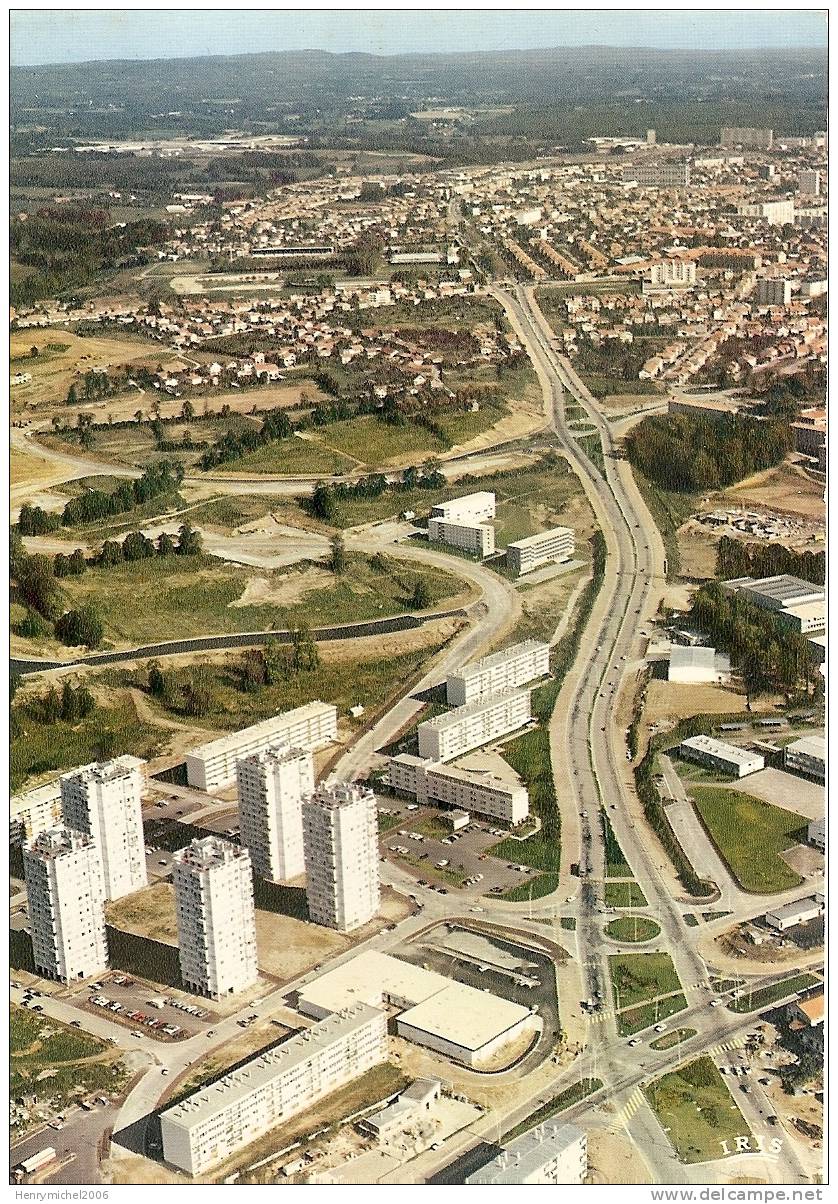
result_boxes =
[10,8,828,66]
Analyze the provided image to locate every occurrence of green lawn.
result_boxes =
[644,1057,752,1164]
[618,993,688,1036]
[609,952,682,1011]
[691,786,806,894]
[604,881,648,908]
[605,915,661,943]
[650,1027,698,1051]
[318,415,447,466]
[220,437,356,474]
[500,872,560,902]
[490,728,559,874]
[502,1078,603,1142]
[728,974,821,1014]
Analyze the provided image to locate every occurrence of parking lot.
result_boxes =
[65,971,220,1042]
[377,793,542,899]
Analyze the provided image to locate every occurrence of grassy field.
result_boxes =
[649,1028,698,1051]
[106,883,178,943]
[10,328,165,413]
[502,1078,603,1142]
[216,436,356,474]
[604,881,648,908]
[632,471,698,580]
[500,872,560,902]
[691,786,805,893]
[490,728,559,874]
[618,993,688,1036]
[609,952,682,1011]
[605,916,661,943]
[11,1004,129,1119]
[317,415,447,466]
[728,973,821,1014]
[644,1057,752,1164]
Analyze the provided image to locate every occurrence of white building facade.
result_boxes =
[678,735,764,778]
[466,1123,588,1184]
[23,827,109,983]
[302,782,380,932]
[418,690,532,762]
[784,736,826,781]
[11,780,63,844]
[388,754,530,826]
[446,640,550,706]
[186,702,337,791]
[172,837,259,999]
[505,527,575,577]
[428,492,496,558]
[236,746,313,881]
[60,756,147,901]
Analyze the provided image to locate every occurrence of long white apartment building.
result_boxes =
[186,702,337,791]
[784,736,826,782]
[302,781,380,932]
[418,689,532,762]
[679,734,764,778]
[11,780,63,844]
[160,1003,387,1176]
[60,756,148,901]
[172,837,259,999]
[236,745,313,881]
[23,827,109,983]
[446,640,550,706]
[506,527,575,578]
[388,754,530,826]
[466,1123,587,1185]
[428,491,496,559]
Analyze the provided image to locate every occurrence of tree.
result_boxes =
[411,578,432,610]
[68,549,87,576]
[177,522,203,556]
[157,532,176,557]
[55,604,104,649]
[309,482,337,522]
[290,624,320,673]
[30,345,39,358]
[180,399,195,421]
[330,535,347,576]
[240,649,267,692]
[16,554,60,619]
[53,553,72,578]
[75,685,95,718]
[98,540,124,567]
[123,530,155,561]
[148,662,166,697]
[61,681,79,723]
[17,608,46,638]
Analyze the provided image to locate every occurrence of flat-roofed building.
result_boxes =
[775,600,826,636]
[678,735,764,778]
[784,736,826,781]
[667,645,731,684]
[807,816,825,851]
[11,780,63,844]
[236,745,313,882]
[721,127,773,149]
[297,950,542,1069]
[418,690,532,762]
[23,827,109,983]
[466,1122,588,1185]
[387,754,529,825]
[302,781,380,932]
[446,640,550,706]
[737,200,795,226]
[647,258,697,287]
[506,528,575,577]
[732,575,825,612]
[60,756,147,902]
[172,836,258,1000]
[427,515,495,558]
[764,896,823,932]
[624,163,691,188]
[160,1003,387,1176]
[186,702,337,791]
[431,492,495,524]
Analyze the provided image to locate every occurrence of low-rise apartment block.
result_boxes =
[678,734,764,778]
[625,163,691,188]
[236,745,313,881]
[160,1003,387,1175]
[446,640,550,706]
[387,754,530,825]
[418,689,532,762]
[784,736,825,781]
[302,781,380,932]
[428,491,496,558]
[23,827,109,983]
[60,756,147,901]
[172,836,259,999]
[466,1122,588,1185]
[505,527,575,577]
[721,126,774,149]
[186,702,337,790]
[11,780,63,844]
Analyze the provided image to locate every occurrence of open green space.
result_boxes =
[317,415,448,466]
[207,435,356,475]
[490,728,559,876]
[602,810,632,878]
[502,1078,603,1142]
[650,1028,698,1051]
[609,951,682,1012]
[691,786,805,894]
[604,881,648,908]
[728,974,821,1014]
[618,993,688,1036]
[500,872,560,902]
[644,1057,752,1164]
[11,1004,129,1119]
[605,915,661,943]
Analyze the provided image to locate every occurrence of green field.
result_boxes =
[691,786,805,894]
[490,728,559,875]
[605,915,661,943]
[604,881,648,908]
[618,993,688,1036]
[317,415,448,466]
[650,1028,698,1051]
[728,974,821,1014]
[609,951,682,1011]
[220,437,357,474]
[644,1057,752,1164]
[500,872,560,902]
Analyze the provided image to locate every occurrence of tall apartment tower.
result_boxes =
[23,827,109,983]
[236,746,313,882]
[60,756,147,901]
[302,781,380,932]
[172,836,259,999]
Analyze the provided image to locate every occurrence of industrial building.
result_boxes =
[784,736,826,781]
[667,646,731,685]
[172,837,259,999]
[624,162,691,188]
[678,735,764,778]
[186,702,337,791]
[297,950,542,1069]
[417,689,532,762]
[465,1122,588,1185]
[428,492,496,558]
[236,745,313,881]
[359,1078,442,1144]
[807,817,825,852]
[764,895,824,933]
[302,781,380,932]
[387,754,530,825]
[505,527,575,577]
[60,756,147,902]
[721,576,825,635]
[23,827,109,983]
[446,640,550,706]
[10,780,63,844]
[160,1004,387,1176]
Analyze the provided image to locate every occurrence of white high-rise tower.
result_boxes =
[60,755,147,901]
[302,781,380,932]
[23,826,109,983]
[236,745,313,882]
[172,836,259,999]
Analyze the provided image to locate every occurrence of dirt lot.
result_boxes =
[106,883,178,943]
[643,680,756,727]
[587,1127,652,1184]
[229,567,336,609]
[10,330,164,414]
[719,461,825,523]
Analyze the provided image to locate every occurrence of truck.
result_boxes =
[14,1147,57,1180]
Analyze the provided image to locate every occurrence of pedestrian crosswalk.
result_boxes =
[614,1086,646,1124]
[705,1033,747,1059]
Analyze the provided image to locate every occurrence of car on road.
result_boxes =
[160,1068,169,1075]
[654,1024,667,1033]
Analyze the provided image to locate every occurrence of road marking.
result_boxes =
[615,1086,646,1123]
[706,1034,748,1058]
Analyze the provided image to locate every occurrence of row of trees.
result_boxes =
[625,413,792,494]
[306,462,446,522]
[61,461,184,527]
[716,535,825,586]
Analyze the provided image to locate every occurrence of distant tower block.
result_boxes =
[646,129,656,145]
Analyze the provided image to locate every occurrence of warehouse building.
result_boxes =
[387,754,530,825]
[667,645,731,684]
[160,1003,387,1175]
[784,736,826,781]
[678,734,764,778]
[466,1122,588,1185]
[186,702,337,790]
[297,950,542,1069]
[722,575,824,612]
[418,689,532,762]
[505,528,575,577]
[446,640,550,706]
[11,780,63,844]
[764,895,824,933]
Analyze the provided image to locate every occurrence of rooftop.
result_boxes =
[741,575,824,604]
[506,526,574,550]
[669,645,729,669]
[786,736,826,760]
[421,689,531,731]
[680,734,763,768]
[173,835,250,871]
[188,701,336,759]
[27,825,96,860]
[466,1122,586,1184]
[452,639,550,680]
[61,754,145,786]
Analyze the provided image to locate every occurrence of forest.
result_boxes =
[715,536,825,586]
